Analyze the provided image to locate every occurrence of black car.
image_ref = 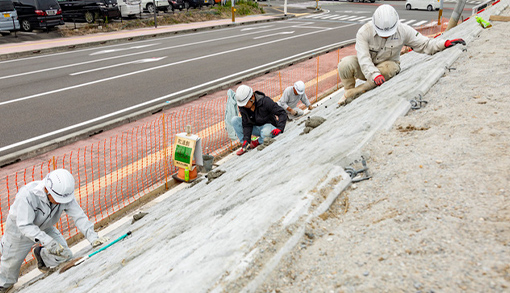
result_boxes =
[57,0,121,23]
[12,0,64,31]
[168,0,182,11]
[183,0,204,9]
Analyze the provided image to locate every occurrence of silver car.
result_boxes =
[0,0,20,35]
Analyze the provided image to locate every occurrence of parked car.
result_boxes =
[405,0,440,11]
[117,0,141,17]
[347,0,376,3]
[11,0,64,31]
[168,0,182,11]
[140,0,169,13]
[183,0,204,9]
[0,0,20,35]
[58,0,121,23]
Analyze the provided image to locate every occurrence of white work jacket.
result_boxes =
[356,21,446,81]
[7,181,98,245]
[277,86,311,110]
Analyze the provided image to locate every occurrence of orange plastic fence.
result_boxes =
[0,45,358,267]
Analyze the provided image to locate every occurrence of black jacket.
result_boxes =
[239,91,287,142]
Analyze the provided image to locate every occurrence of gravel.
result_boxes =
[260,9,510,293]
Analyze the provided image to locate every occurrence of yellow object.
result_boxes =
[476,16,492,28]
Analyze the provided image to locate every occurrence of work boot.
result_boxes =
[338,77,356,106]
[33,245,49,273]
[339,80,376,106]
[249,140,259,149]
[236,148,247,156]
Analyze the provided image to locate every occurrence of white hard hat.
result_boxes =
[44,169,75,204]
[235,85,253,107]
[293,81,305,95]
[372,4,399,37]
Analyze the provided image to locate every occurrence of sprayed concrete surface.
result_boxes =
[13,1,510,292]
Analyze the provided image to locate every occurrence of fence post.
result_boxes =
[337,49,340,89]
[162,114,169,190]
[279,72,283,96]
[52,156,56,170]
[316,55,319,101]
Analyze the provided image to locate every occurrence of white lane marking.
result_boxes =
[70,57,167,75]
[412,20,428,26]
[0,21,284,65]
[253,31,294,40]
[0,38,356,153]
[399,19,406,22]
[241,25,273,31]
[342,16,358,20]
[89,44,160,56]
[0,25,299,81]
[403,20,416,25]
[0,24,354,108]
[349,16,366,21]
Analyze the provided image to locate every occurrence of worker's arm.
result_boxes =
[402,23,445,54]
[239,109,254,143]
[64,200,98,243]
[355,26,382,82]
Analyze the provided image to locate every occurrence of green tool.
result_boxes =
[59,231,131,273]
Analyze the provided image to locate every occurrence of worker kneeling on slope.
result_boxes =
[277,80,314,121]
[338,4,466,106]
[0,169,108,292]
[232,85,287,156]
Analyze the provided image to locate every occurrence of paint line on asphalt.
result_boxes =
[0,36,356,153]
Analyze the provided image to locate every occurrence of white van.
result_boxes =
[0,0,20,35]
[117,0,141,18]
[140,0,169,13]
[405,0,440,11]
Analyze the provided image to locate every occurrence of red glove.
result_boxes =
[374,75,385,86]
[445,38,466,48]
[271,129,281,136]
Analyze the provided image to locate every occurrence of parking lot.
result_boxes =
[0,2,221,44]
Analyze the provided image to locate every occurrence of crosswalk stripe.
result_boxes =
[299,13,435,27]
[412,20,428,26]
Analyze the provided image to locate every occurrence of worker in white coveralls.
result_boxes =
[0,169,108,292]
[337,4,466,106]
[232,85,287,156]
[277,81,314,120]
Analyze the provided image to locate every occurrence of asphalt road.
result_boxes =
[0,0,480,159]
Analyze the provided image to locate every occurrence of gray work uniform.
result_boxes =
[355,21,446,81]
[0,181,98,287]
[277,86,311,118]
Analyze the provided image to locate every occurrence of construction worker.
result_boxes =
[0,169,108,292]
[338,4,466,106]
[232,85,287,156]
[277,80,314,120]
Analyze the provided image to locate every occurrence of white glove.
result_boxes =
[92,237,109,248]
[47,240,64,256]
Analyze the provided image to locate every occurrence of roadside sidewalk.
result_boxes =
[0,14,290,60]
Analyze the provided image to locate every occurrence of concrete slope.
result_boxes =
[16,1,509,292]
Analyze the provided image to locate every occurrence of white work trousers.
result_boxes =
[338,55,401,83]
[0,220,71,287]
